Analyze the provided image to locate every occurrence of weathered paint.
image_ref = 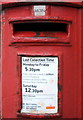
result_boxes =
[1,1,83,119]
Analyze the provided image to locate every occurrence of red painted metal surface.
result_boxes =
[81,8,83,119]
[9,20,71,44]
[0,1,83,8]
[1,1,83,119]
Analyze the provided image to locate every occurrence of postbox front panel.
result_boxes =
[2,4,81,118]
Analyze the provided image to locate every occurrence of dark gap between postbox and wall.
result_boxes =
[13,22,68,38]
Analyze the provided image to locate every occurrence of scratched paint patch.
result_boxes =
[21,56,58,114]
[34,5,46,16]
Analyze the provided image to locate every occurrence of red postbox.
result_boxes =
[0,1,83,119]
